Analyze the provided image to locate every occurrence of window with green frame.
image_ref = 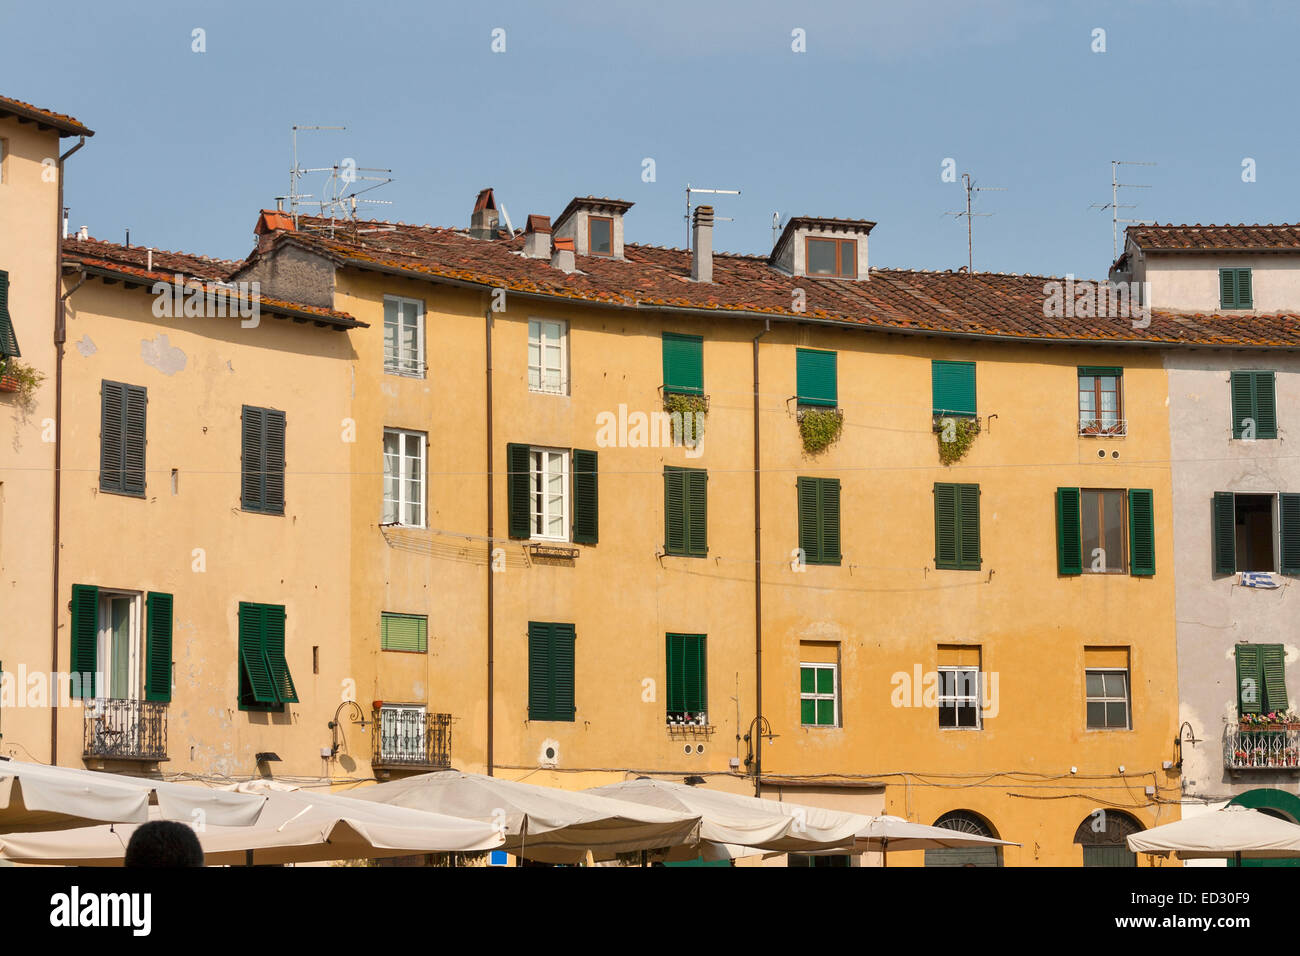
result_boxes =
[797,477,841,565]
[796,348,837,407]
[666,633,707,722]
[528,621,576,721]
[1219,268,1253,310]
[664,466,707,557]
[238,602,297,711]
[380,612,428,653]
[1230,371,1277,439]
[662,333,704,395]
[1235,644,1288,715]
[934,482,981,570]
[1054,487,1155,576]
[932,360,976,417]
[800,663,838,726]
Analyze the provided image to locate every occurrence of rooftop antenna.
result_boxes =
[498,201,516,237]
[314,162,395,236]
[772,212,782,246]
[1090,160,1156,261]
[685,184,740,250]
[290,124,346,227]
[945,172,1005,273]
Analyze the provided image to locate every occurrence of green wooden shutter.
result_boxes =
[264,409,286,513]
[238,602,276,705]
[70,584,99,700]
[572,449,598,544]
[553,623,576,721]
[262,604,297,704]
[122,385,147,495]
[666,634,686,715]
[1254,372,1277,438]
[685,636,706,714]
[1056,487,1083,575]
[1220,269,1238,310]
[665,467,686,555]
[686,469,708,557]
[144,591,173,703]
[381,613,428,652]
[528,621,552,720]
[1078,366,1122,379]
[0,271,18,358]
[241,406,264,510]
[934,483,958,569]
[821,479,842,564]
[932,360,977,416]
[1213,492,1236,574]
[956,484,981,569]
[1236,644,1262,714]
[797,477,821,563]
[663,333,704,395]
[507,443,532,539]
[1281,494,1300,575]
[1261,644,1289,713]
[1230,372,1253,438]
[796,348,837,407]
[1128,489,1156,576]
[1237,269,1253,309]
[99,381,124,493]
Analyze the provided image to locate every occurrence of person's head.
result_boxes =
[124,821,205,867]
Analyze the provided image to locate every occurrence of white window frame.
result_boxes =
[1085,667,1131,730]
[379,703,427,760]
[800,661,839,727]
[529,447,570,541]
[383,295,426,378]
[96,589,143,701]
[382,428,427,529]
[937,665,981,730]
[528,318,568,395]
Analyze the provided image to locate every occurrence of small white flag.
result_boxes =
[1241,571,1280,589]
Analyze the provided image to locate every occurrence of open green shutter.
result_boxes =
[1261,644,1289,713]
[238,602,276,704]
[934,483,958,569]
[572,449,598,544]
[70,584,99,700]
[796,349,837,407]
[263,409,286,513]
[262,604,297,704]
[797,477,820,563]
[1236,645,1262,714]
[122,385,147,495]
[1254,372,1277,438]
[686,469,708,557]
[1213,492,1236,574]
[241,406,264,510]
[1056,488,1083,575]
[99,381,124,493]
[1280,494,1300,575]
[145,591,173,703]
[0,271,18,358]
[821,479,842,564]
[665,468,686,554]
[932,360,977,417]
[528,622,552,720]
[1128,489,1155,576]
[507,443,531,538]
[662,333,704,395]
[553,623,576,720]
[957,484,981,569]
[1231,372,1254,439]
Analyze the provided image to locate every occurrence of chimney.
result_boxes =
[551,236,576,274]
[523,214,552,259]
[254,209,295,253]
[470,187,500,240]
[691,205,714,283]
[77,225,88,241]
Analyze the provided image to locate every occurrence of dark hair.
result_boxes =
[124,821,205,868]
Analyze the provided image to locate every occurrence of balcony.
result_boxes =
[1078,418,1127,437]
[1225,725,1300,772]
[372,708,452,772]
[83,698,168,762]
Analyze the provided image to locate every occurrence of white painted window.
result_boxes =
[97,590,142,701]
[937,666,981,729]
[528,319,567,394]
[530,448,569,540]
[1086,668,1130,729]
[379,703,427,760]
[382,428,426,528]
[383,295,425,377]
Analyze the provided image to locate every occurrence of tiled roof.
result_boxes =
[62,237,363,330]
[0,95,93,136]
[272,216,1300,349]
[1127,223,1300,252]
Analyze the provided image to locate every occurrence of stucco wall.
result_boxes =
[1146,254,1300,313]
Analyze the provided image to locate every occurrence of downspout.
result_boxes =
[50,135,86,765]
[484,298,495,775]
[753,318,770,796]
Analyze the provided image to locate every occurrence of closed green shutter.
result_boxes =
[663,333,704,395]
[1261,644,1289,713]
[122,385,147,495]
[1213,492,1236,574]
[243,407,286,513]
[528,621,553,720]
[0,270,19,358]
[796,348,837,407]
[1078,366,1122,378]
[1238,269,1254,309]
[264,409,286,513]
[934,483,958,568]
[1220,268,1253,309]
[1281,494,1300,575]
[1056,487,1083,575]
[665,467,686,555]
[70,584,99,700]
[507,443,531,538]
[957,484,981,569]
[572,449,598,544]
[666,467,706,556]
[145,591,173,703]
[99,381,124,493]
[1236,645,1262,714]
[666,634,707,717]
[936,483,980,570]
[1230,372,1253,438]
[238,602,277,705]
[1231,371,1277,439]
[381,612,428,652]
[261,604,297,704]
[553,623,576,720]
[687,469,707,556]
[820,479,842,564]
[241,406,264,510]
[932,360,977,417]
[666,634,686,715]
[797,477,821,563]
[1128,489,1155,576]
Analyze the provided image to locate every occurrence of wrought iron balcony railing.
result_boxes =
[373,709,452,770]
[83,698,168,761]
[1079,418,1127,437]
[1225,725,1300,771]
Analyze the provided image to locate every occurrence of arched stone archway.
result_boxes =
[924,810,1002,867]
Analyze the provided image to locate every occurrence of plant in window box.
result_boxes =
[798,406,843,456]
[934,415,979,465]
[0,358,45,403]
[663,391,708,447]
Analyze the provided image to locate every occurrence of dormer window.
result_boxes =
[588,216,613,257]
[553,197,633,259]
[806,237,857,278]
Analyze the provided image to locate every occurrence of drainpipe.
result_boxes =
[51,135,86,765]
[484,298,495,775]
[753,318,770,796]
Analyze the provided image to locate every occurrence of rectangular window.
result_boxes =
[95,590,143,701]
[662,332,704,395]
[805,237,856,278]
[588,216,613,256]
[379,703,427,761]
[666,633,707,723]
[1235,643,1288,715]
[530,448,569,540]
[797,477,841,565]
[1230,370,1277,439]
[1213,492,1277,573]
[664,466,707,557]
[1219,268,1253,310]
[934,482,980,570]
[382,428,426,528]
[1085,668,1130,730]
[800,662,838,727]
[528,621,575,721]
[506,444,596,542]
[796,348,837,407]
[99,380,147,496]
[1078,367,1124,436]
[932,360,976,417]
[238,602,297,711]
[0,269,19,358]
[1057,487,1154,576]
[241,405,286,514]
[1080,489,1126,573]
[938,667,981,729]
[383,295,425,377]
[380,612,428,653]
[528,319,567,394]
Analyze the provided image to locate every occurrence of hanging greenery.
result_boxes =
[664,391,708,447]
[0,358,45,404]
[936,415,979,465]
[799,406,844,455]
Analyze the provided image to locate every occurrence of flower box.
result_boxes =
[0,375,18,393]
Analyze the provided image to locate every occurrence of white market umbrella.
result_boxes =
[1127,805,1300,861]
[0,757,265,833]
[852,815,1019,866]
[348,770,701,863]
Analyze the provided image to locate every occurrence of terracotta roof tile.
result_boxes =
[0,94,93,136]
[1127,223,1300,252]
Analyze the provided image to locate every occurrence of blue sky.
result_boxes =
[3,0,1296,277]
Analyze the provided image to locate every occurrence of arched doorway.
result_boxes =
[924,810,1002,867]
[1226,789,1300,867]
[1073,810,1143,866]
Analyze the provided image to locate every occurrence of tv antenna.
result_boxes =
[685,184,740,250]
[772,212,783,246]
[289,125,345,226]
[945,172,1005,272]
[1090,160,1156,261]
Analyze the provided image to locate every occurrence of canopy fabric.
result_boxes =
[348,771,701,863]
[1127,806,1300,859]
[0,782,504,866]
[852,815,1019,852]
[0,758,266,833]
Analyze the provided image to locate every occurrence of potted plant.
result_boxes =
[798,406,844,455]
[0,358,44,402]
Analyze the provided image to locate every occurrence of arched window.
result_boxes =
[924,810,1001,867]
[1073,810,1143,866]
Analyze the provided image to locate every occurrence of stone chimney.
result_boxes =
[523,214,552,259]
[551,236,576,274]
[470,187,500,240]
[254,208,295,253]
[691,205,714,283]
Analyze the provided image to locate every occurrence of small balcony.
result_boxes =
[372,708,452,772]
[1078,418,1127,437]
[83,698,168,762]
[1225,725,1300,772]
